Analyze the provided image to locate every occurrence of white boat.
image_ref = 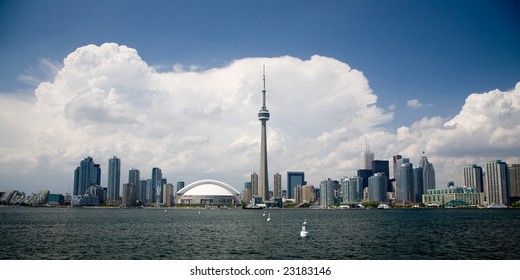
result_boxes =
[262,210,266,217]
[300,219,309,237]
[487,204,507,208]
[378,203,390,209]
[266,213,271,221]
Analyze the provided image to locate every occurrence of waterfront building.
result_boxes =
[372,160,391,192]
[176,179,240,205]
[341,176,363,204]
[152,167,162,204]
[47,194,64,206]
[242,182,252,203]
[508,164,520,202]
[274,173,282,198]
[319,178,335,207]
[257,67,270,203]
[176,181,185,193]
[74,157,100,196]
[464,164,484,193]
[419,154,436,190]
[368,173,387,203]
[129,168,140,187]
[485,160,510,206]
[357,169,373,189]
[163,183,174,206]
[396,162,414,204]
[145,179,154,203]
[422,186,484,206]
[295,185,302,204]
[122,183,139,206]
[301,184,316,203]
[138,179,147,203]
[360,143,375,170]
[251,172,258,197]
[107,156,121,201]
[287,171,305,199]
[413,167,424,203]
[392,155,402,179]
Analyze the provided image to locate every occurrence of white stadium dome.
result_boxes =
[176,179,240,205]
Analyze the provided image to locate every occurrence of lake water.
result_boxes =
[1,207,519,260]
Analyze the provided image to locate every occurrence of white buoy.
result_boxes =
[266,213,271,221]
[300,219,309,237]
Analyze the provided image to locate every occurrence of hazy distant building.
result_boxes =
[396,162,414,204]
[361,143,375,170]
[138,179,147,203]
[295,185,303,204]
[301,185,316,203]
[145,179,153,203]
[287,171,305,199]
[357,169,373,189]
[368,173,387,203]
[123,183,139,206]
[485,160,509,206]
[419,154,436,190]
[509,164,520,202]
[464,164,484,192]
[251,172,258,197]
[274,173,282,198]
[107,156,121,201]
[392,155,402,179]
[242,182,252,203]
[319,178,335,207]
[129,168,140,187]
[422,186,484,206]
[163,183,174,206]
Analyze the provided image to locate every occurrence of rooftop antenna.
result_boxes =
[262,65,266,110]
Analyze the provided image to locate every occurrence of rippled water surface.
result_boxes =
[1,207,519,259]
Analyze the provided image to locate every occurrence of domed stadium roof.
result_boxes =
[177,179,240,196]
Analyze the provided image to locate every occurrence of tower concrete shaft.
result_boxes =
[258,66,270,202]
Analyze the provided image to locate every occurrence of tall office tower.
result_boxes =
[392,155,402,179]
[485,160,510,205]
[419,154,436,190]
[319,178,335,207]
[163,183,174,206]
[340,177,362,204]
[287,171,305,199]
[273,173,282,198]
[396,163,414,204]
[413,167,424,203]
[74,156,99,196]
[107,156,121,201]
[372,160,391,192]
[251,172,259,196]
[464,164,484,192]
[139,179,147,202]
[509,164,520,202]
[257,67,271,202]
[151,167,162,203]
[357,169,373,189]
[243,182,252,203]
[145,179,153,203]
[176,181,185,192]
[361,143,375,169]
[368,173,387,203]
[122,183,138,206]
[128,168,140,187]
[295,185,303,204]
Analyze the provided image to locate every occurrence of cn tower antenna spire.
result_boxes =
[262,65,267,109]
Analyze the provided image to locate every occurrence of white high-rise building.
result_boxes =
[360,142,374,170]
[485,160,509,206]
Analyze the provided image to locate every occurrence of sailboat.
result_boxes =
[263,210,266,217]
[266,213,271,221]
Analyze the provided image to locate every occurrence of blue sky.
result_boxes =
[1,0,519,193]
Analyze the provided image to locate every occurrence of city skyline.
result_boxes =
[1,1,519,194]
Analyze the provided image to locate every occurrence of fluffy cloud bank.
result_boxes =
[0,43,519,192]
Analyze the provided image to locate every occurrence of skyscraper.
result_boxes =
[419,154,436,190]
[360,143,375,170]
[251,172,258,197]
[319,178,335,207]
[372,160,391,192]
[258,67,270,202]
[509,164,520,202]
[274,173,282,198]
[485,160,509,206]
[396,162,414,204]
[107,156,121,201]
[392,154,402,179]
[464,164,484,192]
[413,167,424,203]
[74,156,99,196]
[128,168,140,187]
[287,171,305,199]
[341,177,363,204]
[368,173,387,203]
[152,167,162,203]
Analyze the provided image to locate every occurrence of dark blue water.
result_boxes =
[1,207,519,260]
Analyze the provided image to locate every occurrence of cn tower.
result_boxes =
[258,66,270,202]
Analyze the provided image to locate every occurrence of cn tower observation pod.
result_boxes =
[176,179,241,206]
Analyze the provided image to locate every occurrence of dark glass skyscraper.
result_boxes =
[372,160,390,192]
[287,171,305,199]
[73,157,99,196]
[107,156,121,201]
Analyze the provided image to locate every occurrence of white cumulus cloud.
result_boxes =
[0,43,519,193]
